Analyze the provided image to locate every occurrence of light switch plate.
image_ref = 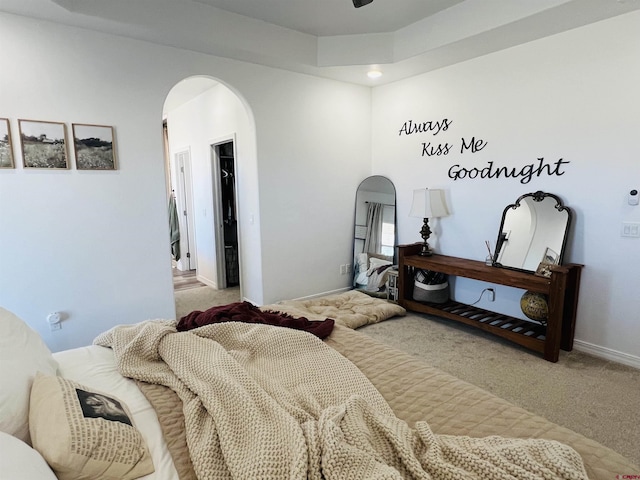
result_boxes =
[621,222,640,237]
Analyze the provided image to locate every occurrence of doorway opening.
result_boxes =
[212,140,239,288]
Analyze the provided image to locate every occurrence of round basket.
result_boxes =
[413,269,449,304]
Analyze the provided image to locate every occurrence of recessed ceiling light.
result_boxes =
[367,70,382,79]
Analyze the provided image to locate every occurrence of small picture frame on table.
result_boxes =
[18,119,69,169]
[72,123,117,170]
[535,247,560,278]
[0,118,14,168]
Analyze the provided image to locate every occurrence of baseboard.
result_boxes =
[292,287,352,302]
[196,275,218,290]
[573,340,640,369]
[245,287,352,307]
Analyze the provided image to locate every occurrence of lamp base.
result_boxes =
[418,218,433,256]
[418,243,433,256]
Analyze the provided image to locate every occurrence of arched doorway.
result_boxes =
[162,76,257,305]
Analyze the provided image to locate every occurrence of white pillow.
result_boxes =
[367,256,392,275]
[0,431,57,480]
[0,307,58,444]
[355,253,368,273]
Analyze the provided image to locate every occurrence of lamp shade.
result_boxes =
[409,189,450,219]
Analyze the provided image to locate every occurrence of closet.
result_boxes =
[216,141,239,287]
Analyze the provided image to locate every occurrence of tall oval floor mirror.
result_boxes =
[352,176,397,296]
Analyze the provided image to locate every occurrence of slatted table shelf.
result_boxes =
[398,243,582,362]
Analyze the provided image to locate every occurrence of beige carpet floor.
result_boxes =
[173,286,639,466]
[174,285,241,320]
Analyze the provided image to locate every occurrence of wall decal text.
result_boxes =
[422,142,453,156]
[448,158,570,184]
[399,119,452,136]
[460,137,488,154]
[399,118,571,182]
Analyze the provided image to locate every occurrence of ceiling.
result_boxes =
[191,0,464,36]
[1,0,640,87]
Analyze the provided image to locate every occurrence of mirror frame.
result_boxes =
[352,175,397,290]
[493,191,572,273]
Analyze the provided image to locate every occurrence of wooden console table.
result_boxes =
[398,243,582,362]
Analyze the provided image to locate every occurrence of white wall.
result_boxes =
[371,11,640,363]
[250,73,372,302]
[0,13,371,350]
[0,15,177,351]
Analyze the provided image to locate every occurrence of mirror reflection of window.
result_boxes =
[380,205,395,257]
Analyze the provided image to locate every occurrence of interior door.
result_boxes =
[175,149,196,271]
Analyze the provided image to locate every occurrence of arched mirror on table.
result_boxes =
[493,191,572,276]
[352,176,397,297]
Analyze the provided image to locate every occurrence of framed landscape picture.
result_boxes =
[18,119,69,169]
[72,123,117,170]
[0,118,15,168]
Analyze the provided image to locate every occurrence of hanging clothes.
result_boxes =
[168,194,181,261]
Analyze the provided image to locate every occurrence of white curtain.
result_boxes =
[363,202,383,254]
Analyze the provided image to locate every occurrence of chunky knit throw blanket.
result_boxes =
[94,320,588,480]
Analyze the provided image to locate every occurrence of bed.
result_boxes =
[1,300,638,480]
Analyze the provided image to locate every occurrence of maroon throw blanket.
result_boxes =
[177,301,335,339]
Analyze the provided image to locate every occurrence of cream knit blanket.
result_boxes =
[95,320,588,480]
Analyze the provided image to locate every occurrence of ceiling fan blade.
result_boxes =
[353,0,374,7]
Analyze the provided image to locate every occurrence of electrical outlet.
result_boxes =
[345,263,352,274]
[487,288,495,302]
[339,264,346,275]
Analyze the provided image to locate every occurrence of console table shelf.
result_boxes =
[398,243,582,362]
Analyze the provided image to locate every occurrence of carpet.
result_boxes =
[174,286,241,320]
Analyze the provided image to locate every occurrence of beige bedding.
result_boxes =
[93,318,640,479]
[132,323,637,480]
[262,289,406,329]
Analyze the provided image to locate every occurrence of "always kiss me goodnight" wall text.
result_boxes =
[398,118,570,184]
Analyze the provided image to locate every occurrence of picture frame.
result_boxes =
[0,118,15,168]
[535,247,560,278]
[72,123,117,170]
[18,119,69,169]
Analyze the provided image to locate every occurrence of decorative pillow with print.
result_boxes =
[29,373,154,480]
